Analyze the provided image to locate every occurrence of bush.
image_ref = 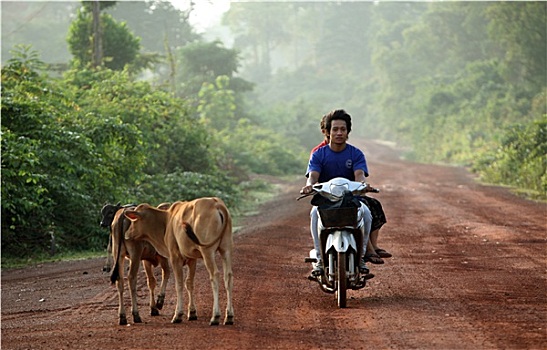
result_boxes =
[474,116,546,198]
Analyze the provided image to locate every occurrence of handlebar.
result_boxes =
[296,185,380,201]
[369,187,380,193]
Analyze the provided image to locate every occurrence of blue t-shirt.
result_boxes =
[306,143,369,182]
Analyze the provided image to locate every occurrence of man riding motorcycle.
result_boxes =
[301,109,374,277]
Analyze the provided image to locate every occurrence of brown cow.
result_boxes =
[109,203,171,325]
[124,197,234,325]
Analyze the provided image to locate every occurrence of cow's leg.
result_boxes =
[115,257,127,325]
[202,252,221,326]
[142,260,159,316]
[103,234,113,272]
[220,248,234,325]
[171,255,185,323]
[127,249,143,323]
[156,256,170,310]
[185,259,198,321]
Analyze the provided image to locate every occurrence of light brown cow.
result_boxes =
[109,203,171,325]
[124,197,234,325]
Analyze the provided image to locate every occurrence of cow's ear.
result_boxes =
[124,211,140,222]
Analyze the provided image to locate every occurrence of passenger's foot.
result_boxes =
[363,273,375,280]
[364,253,384,264]
[375,248,392,258]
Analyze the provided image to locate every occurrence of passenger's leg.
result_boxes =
[358,204,373,274]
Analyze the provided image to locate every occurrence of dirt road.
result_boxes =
[2,140,546,350]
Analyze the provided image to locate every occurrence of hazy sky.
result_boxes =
[169,0,231,31]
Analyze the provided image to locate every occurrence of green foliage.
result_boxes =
[480,88,547,193]
[196,76,306,178]
[64,67,215,176]
[128,171,241,211]
[198,76,237,130]
[215,119,306,177]
[474,115,546,197]
[1,52,217,259]
[246,97,324,151]
[2,53,113,257]
[486,2,547,91]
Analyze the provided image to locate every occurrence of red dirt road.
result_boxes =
[2,140,546,349]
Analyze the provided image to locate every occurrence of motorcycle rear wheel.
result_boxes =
[337,251,347,308]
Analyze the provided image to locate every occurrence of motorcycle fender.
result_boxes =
[325,230,357,253]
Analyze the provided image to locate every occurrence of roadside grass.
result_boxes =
[475,178,547,202]
[1,250,108,269]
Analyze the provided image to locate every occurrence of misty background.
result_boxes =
[2,1,545,260]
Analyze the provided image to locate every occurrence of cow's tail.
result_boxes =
[183,204,229,248]
[182,222,203,246]
[109,214,125,285]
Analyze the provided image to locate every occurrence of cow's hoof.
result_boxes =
[119,315,128,326]
[188,310,197,321]
[172,314,183,323]
[156,295,165,310]
[224,315,234,325]
[133,314,142,323]
[151,307,160,316]
[210,315,220,326]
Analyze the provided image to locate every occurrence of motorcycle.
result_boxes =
[297,177,379,308]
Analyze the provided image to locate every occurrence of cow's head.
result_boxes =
[123,203,156,241]
[124,203,170,257]
[157,202,172,210]
[100,202,122,228]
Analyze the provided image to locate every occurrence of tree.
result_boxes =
[198,75,237,130]
[486,2,547,92]
[67,4,140,70]
[177,40,253,98]
[222,2,294,82]
[106,1,199,53]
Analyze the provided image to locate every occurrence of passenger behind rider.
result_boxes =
[301,109,376,277]
[309,113,391,265]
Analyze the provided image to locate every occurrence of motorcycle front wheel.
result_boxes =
[337,251,347,308]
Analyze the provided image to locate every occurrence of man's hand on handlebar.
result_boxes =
[362,182,380,193]
[361,182,380,193]
[300,185,314,195]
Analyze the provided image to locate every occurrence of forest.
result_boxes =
[2,1,545,261]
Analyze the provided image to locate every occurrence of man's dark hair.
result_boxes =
[324,109,352,135]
